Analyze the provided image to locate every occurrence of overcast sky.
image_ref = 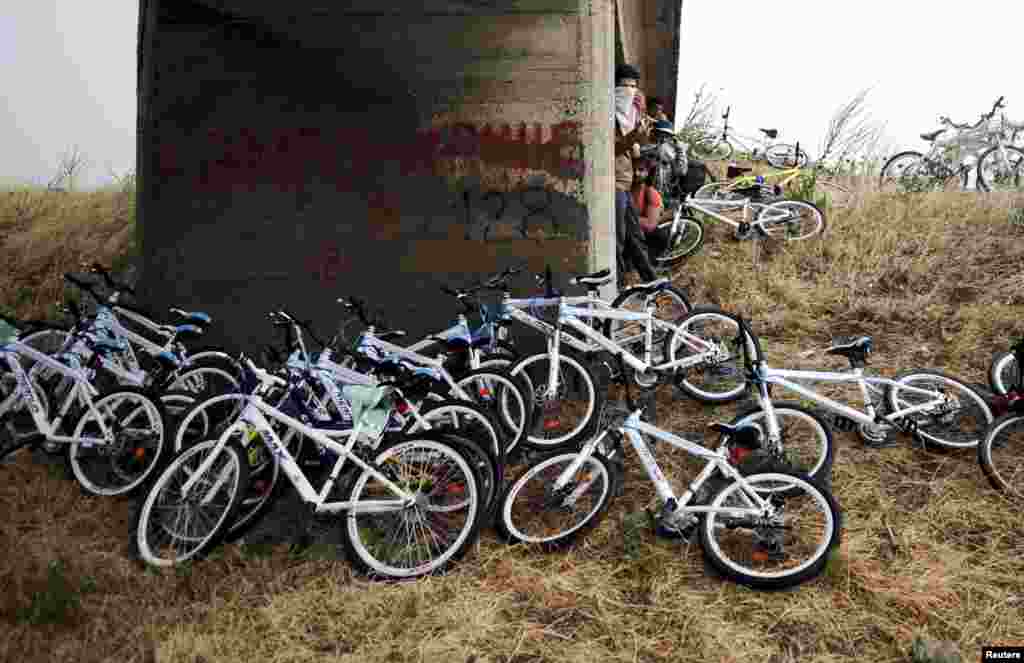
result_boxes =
[1,2,137,190]
[2,1,1022,189]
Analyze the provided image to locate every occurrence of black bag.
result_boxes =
[682,160,708,196]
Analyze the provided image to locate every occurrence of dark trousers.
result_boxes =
[616,190,657,284]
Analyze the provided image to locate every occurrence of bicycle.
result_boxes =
[978,338,1024,500]
[673,188,826,245]
[0,323,168,496]
[692,105,810,169]
[339,296,529,459]
[695,160,854,210]
[133,352,486,578]
[505,288,757,453]
[717,322,994,492]
[879,96,1015,192]
[169,310,503,539]
[496,353,842,590]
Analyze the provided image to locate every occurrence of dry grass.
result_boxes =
[2,184,1024,663]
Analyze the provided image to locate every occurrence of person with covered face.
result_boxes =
[613,63,658,287]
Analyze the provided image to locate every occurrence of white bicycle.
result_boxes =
[497,364,841,591]
[133,354,486,578]
[0,328,167,496]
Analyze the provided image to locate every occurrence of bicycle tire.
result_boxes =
[756,199,826,240]
[724,401,835,491]
[885,369,994,450]
[454,367,530,457]
[66,386,168,496]
[699,470,841,590]
[507,350,603,451]
[978,413,1024,500]
[653,214,705,265]
[339,435,484,579]
[664,306,757,404]
[496,450,613,549]
[989,350,1021,396]
[131,438,249,568]
[879,151,924,189]
[976,145,1024,192]
[401,399,503,511]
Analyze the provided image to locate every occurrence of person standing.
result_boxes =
[613,63,657,286]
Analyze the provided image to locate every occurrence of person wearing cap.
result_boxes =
[631,158,666,257]
[613,63,657,286]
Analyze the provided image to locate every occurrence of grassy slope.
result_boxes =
[1,184,1023,663]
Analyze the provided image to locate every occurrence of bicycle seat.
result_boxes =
[709,422,762,448]
[726,165,753,179]
[825,336,873,360]
[759,128,779,139]
[920,129,945,142]
[570,268,612,287]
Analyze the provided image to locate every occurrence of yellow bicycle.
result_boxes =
[694,161,855,210]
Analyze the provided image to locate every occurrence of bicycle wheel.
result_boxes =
[879,151,924,191]
[989,350,1021,396]
[664,306,756,404]
[172,392,249,452]
[977,145,1024,192]
[507,351,603,451]
[67,386,168,496]
[700,471,840,590]
[17,327,71,366]
[724,402,834,491]
[604,283,693,388]
[0,367,49,460]
[402,399,502,512]
[167,365,240,400]
[652,214,705,266]
[132,438,249,567]
[765,144,810,169]
[340,436,483,579]
[455,368,530,456]
[221,423,309,541]
[496,451,613,549]
[885,370,994,449]
[756,200,826,240]
[978,413,1024,500]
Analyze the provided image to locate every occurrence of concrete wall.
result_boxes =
[134,1,688,354]
[138,0,620,353]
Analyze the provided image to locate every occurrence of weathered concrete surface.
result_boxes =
[137,1,670,353]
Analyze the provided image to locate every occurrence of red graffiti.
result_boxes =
[155,122,587,192]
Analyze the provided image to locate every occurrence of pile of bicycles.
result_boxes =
[880,96,1024,192]
[0,261,1003,589]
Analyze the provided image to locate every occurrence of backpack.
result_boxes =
[682,160,708,196]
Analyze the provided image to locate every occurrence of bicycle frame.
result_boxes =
[553,303,722,385]
[179,375,416,515]
[553,409,773,519]
[1,341,113,446]
[683,195,793,234]
[749,363,958,443]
